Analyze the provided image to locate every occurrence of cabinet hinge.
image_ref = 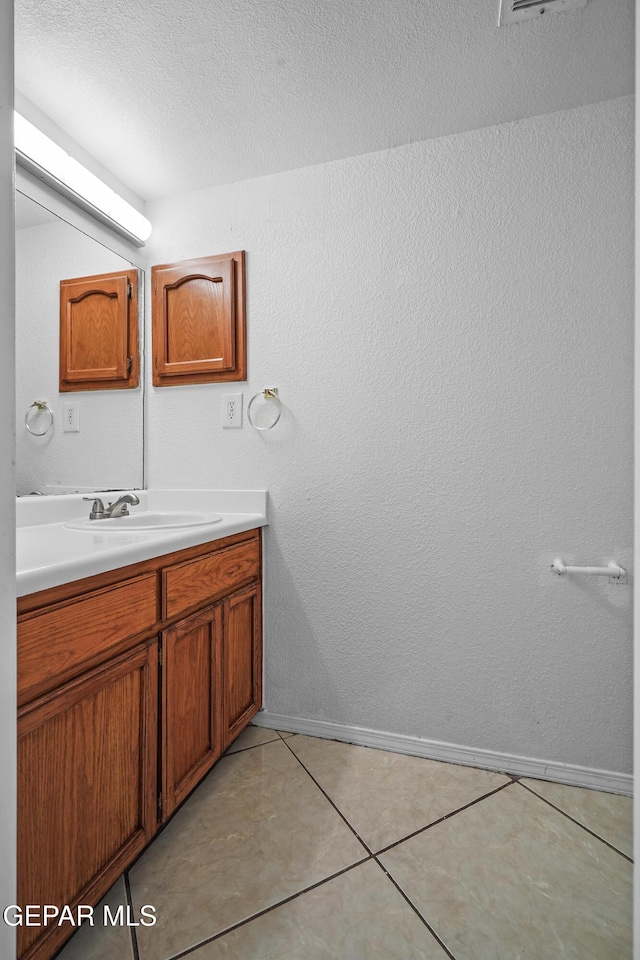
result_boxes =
[157,791,163,818]
[126,356,133,374]
[127,281,134,298]
[158,645,163,666]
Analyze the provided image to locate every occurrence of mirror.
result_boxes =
[15,191,144,496]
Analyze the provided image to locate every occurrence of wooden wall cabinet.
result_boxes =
[59,269,139,391]
[152,251,246,386]
[17,528,262,960]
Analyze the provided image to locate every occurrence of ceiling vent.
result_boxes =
[499,0,586,26]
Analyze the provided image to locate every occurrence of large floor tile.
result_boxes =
[380,782,632,960]
[224,724,281,754]
[520,777,633,858]
[188,860,449,959]
[286,734,510,851]
[54,878,134,960]
[130,739,368,960]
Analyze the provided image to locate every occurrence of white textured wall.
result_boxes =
[0,0,17,950]
[15,215,144,494]
[146,96,633,775]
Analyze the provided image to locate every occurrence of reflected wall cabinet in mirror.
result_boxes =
[15,191,145,496]
[59,269,139,391]
[152,251,246,386]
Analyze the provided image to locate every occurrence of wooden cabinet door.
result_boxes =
[17,641,158,960]
[152,251,246,385]
[222,583,262,750]
[59,269,139,391]
[161,603,224,820]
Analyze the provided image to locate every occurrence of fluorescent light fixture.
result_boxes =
[14,112,152,245]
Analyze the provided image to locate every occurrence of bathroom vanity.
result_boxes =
[16,490,267,960]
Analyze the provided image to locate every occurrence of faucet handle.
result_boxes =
[83,497,106,519]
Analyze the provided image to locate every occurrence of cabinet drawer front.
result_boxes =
[163,539,260,621]
[18,574,157,703]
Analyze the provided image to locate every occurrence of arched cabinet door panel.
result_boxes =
[59,269,139,391]
[152,251,246,386]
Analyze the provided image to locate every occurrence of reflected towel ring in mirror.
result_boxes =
[247,388,282,431]
[25,400,54,437]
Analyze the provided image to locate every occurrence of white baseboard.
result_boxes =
[253,711,633,797]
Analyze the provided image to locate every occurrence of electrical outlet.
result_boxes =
[63,402,80,433]
[222,393,243,429]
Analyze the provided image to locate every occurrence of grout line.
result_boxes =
[275,735,508,960]
[124,872,141,960]
[372,857,458,960]
[517,781,633,863]
[281,736,514,859]
[223,735,282,757]
[375,780,515,857]
[137,741,513,960]
[164,858,373,960]
[279,735,375,855]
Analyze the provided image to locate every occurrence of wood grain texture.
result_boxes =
[18,528,260,617]
[17,641,158,960]
[152,251,246,385]
[59,269,139,392]
[222,583,263,749]
[18,574,158,706]
[161,603,224,819]
[163,538,260,621]
[165,266,233,367]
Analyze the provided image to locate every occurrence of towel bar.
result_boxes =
[551,558,626,579]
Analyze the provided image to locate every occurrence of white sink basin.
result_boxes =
[64,511,224,531]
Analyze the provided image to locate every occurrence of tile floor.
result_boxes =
[55,726,633,960]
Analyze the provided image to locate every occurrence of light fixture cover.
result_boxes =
[14,112,152,245]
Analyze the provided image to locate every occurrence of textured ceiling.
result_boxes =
[14,0,634,201]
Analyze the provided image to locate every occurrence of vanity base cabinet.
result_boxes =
[161,603,224,820]
[161,580,263,818]
[17,528,263,960]
[17,641,158,960]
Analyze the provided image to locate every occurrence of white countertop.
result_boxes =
[17,489,268,597]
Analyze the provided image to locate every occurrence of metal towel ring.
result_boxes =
[247,388,282,431]
[25,400,54,437]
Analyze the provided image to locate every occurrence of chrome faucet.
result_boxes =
[83,493,140,520]
[106,493,140,517]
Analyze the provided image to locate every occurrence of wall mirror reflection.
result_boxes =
[15,191,144,495]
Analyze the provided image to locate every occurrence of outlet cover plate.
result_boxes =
[222,392,243,428]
